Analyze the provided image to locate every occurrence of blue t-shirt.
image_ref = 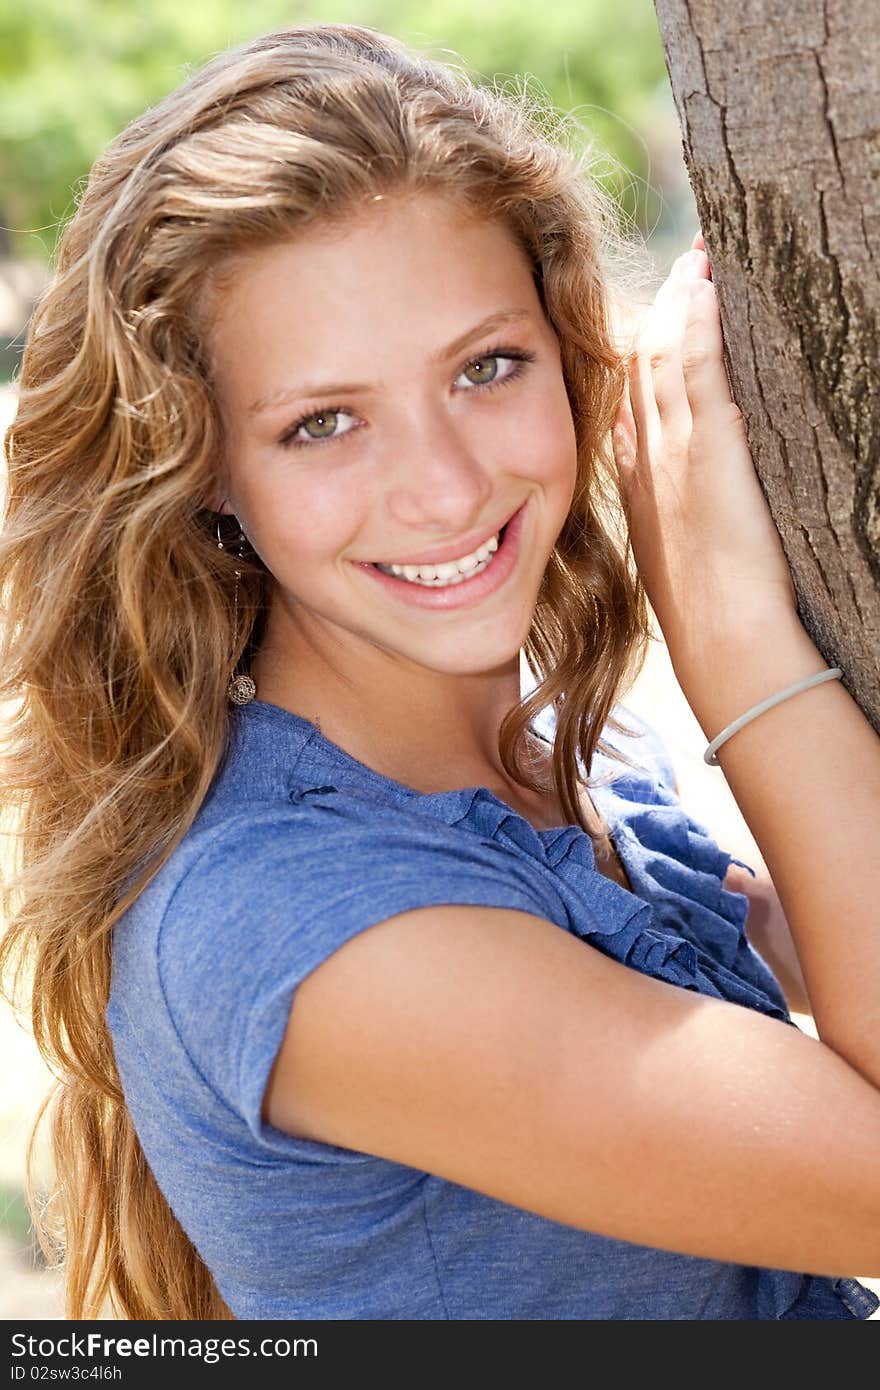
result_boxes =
[107,698,879,1321]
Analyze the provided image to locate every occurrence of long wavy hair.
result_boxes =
[0,22,655,1319]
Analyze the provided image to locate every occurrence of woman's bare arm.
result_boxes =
[668,617,880,1084]
[722,859,811,1017]
[262,898,880,1276]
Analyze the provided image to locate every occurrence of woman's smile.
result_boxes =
[354,497,529,609]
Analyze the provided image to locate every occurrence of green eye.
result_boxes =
[279,405,359,449]
[301,411,339,439]
[462,356,500,385]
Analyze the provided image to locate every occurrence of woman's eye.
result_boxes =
[280,408,358,449]
[457,353,517,388]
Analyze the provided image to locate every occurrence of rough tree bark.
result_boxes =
[652,0,879,728]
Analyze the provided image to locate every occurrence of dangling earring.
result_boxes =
[216,517,257,706]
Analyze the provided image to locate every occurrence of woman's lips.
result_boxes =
[354,499,528,611]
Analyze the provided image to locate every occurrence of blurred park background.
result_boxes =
[4,0,874,1322]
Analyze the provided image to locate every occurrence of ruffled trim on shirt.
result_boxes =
[565,704,793,1014]
[405,776,792,1025]
[589,788,791,1016]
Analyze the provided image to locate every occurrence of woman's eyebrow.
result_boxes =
[247,307,535,417]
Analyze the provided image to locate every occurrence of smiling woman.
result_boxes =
[1,22,880,1324]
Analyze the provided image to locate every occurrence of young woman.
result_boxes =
[1,23,878,1321]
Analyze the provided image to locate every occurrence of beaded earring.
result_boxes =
[216,518,257,706]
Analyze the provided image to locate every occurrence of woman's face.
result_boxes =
[205,192,578,679]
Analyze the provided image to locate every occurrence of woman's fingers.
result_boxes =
[626,339,661,468]
[618,244,719,491]
[653,246,709,307]
[640,296,691,437]
[613,372,660,538]
[642,248,715,431]
[614,229,800,643]
[681,278,736,420]
[611,379,637,470]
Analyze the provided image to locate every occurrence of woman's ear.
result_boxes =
[203,488,236,515]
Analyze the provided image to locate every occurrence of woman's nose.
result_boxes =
[383,406,494,534]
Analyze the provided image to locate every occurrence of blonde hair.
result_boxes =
[0,22,653,1319]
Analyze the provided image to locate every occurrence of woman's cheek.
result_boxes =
[256,469,370,576]
[525,397,578,493]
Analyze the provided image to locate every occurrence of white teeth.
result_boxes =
[375,531,501,585]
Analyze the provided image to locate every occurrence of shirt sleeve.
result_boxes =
[157,789,569,1147]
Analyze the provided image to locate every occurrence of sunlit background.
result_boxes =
[6,0,856,1323]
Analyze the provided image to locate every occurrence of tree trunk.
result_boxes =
[651,0,879,727]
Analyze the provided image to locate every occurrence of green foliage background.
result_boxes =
[0,0,686,262]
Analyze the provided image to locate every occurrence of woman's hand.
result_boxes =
[612,229,799,668]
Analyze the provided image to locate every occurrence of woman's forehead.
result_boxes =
[203,199,542,385]
[206,193,522,293]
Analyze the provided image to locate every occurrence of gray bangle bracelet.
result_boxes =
[703,666,844,766]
